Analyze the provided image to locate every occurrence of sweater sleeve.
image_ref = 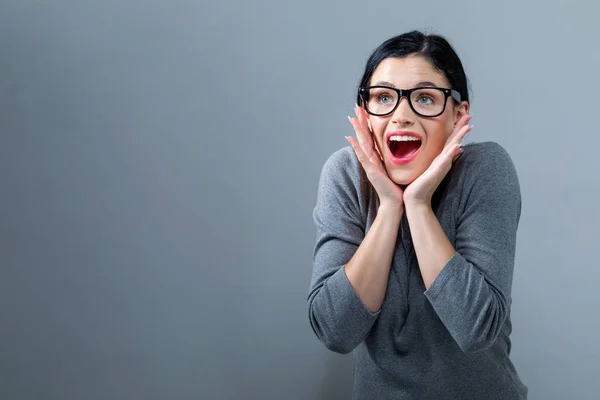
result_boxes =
[307,148,380,354]
[424,142,522,353]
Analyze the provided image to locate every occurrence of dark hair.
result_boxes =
[356,30,470,106]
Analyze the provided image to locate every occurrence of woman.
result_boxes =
[307,30,528,399]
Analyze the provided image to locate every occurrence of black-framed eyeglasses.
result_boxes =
[358,86,462,117]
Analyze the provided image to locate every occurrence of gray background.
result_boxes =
[1,0,598,399]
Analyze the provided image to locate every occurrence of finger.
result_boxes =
[354,106,377,158]
[347,115,366,152]
[357,105,385,161]
[346,135,370,166]
[348,115,378,165]
[452,144,464,163]
[456,113,472,130]
[418,142,462,189]
[451,114,471,139]
[447,114,472,145]
[373,139,384,161]
[429,145,461,176]
[352,106,371,154]
[355,105,371,136]
[455,123,472,144]
[447,123,472,151]
[459,127,472,145]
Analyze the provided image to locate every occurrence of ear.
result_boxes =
[453,101,470,125]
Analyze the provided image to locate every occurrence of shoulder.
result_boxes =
[315,146,372,216]
[318,145,364,191]
[452,141,521,208]
[320,146,361,176]
[460,141,515,170]
[457,141,519,185]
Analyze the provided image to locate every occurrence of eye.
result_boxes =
[416,95,434,105]
[378,93,394,104]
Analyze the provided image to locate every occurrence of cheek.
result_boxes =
[368,117,386,133]
[423,121,452,152]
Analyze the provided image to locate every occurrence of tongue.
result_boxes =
[391,141,421,158]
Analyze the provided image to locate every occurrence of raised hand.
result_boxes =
[403,114,473,207]
[346,105,404,208]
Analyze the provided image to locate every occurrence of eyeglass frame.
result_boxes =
[358,86,462,118]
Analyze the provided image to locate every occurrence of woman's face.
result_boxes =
[365,55,469,185]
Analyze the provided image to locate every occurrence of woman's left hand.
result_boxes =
[403,114,473,207]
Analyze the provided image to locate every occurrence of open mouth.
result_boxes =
[388,134,422,163]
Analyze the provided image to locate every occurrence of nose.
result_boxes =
[390,96,415,126]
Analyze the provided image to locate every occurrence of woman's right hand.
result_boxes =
[346,105,404,209]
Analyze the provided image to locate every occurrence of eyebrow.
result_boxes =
[370,80,440,88]
[371,80,397,87]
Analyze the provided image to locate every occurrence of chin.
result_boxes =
[388,170,418,186]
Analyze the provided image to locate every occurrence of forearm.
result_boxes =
[405,201,455,289]
[399,143,521,352]
[344,203,403,312]
[406,200,511,352]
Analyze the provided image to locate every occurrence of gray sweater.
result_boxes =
[308,141,528,399]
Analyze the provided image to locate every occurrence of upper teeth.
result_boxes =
[389,135,420,141]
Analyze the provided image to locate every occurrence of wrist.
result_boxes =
[378,201,404,219]
[404,199,432,214]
